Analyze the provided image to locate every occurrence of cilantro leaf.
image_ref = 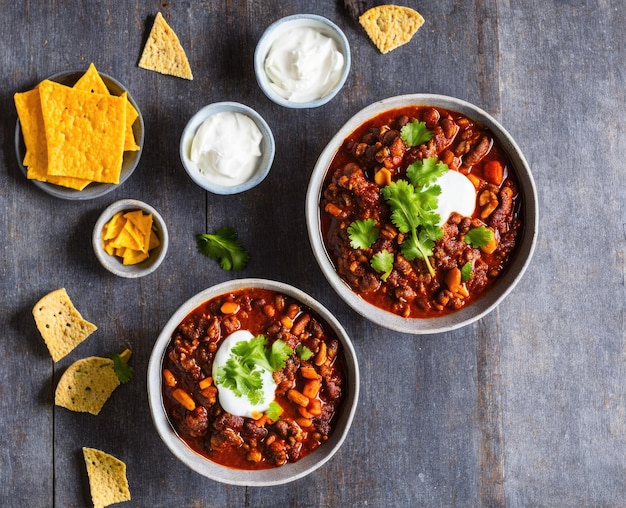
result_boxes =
[407,157,449,187]
[380,180,421,233]
[216,359,264,404]
[464,226,495,248]
[231,335,272,372]
[461,261,473,282]
[215,335,293,405]
[110,352,133,384]
[347,218,379,249]
[265,401,284,423]
[295,344,314,361]
[196,227,250,271]
[380,175,445,277]
[400,120,433,147]
[370,249,394,281]
[268,340,293,371]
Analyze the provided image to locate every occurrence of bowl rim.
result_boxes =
[92,198,169,278]
[179,101,275,195]
[14,69,144,200]
[254,13,351,109]
[146,278,360,486]
[305,93,539,335]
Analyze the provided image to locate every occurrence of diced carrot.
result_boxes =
[483,160,504,185]
[172,388,196,411]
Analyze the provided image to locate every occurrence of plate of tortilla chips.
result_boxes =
[14,64,144,200]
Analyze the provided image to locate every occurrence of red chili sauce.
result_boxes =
[320,105,522,318]
[162,288,345,470]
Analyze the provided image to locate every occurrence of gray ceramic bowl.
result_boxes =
[180,102,275,195]
[305,94,539,334]
[147,278,359,486]
[92,199,168,278]
[15,69,144,200]
[254,14,351,109]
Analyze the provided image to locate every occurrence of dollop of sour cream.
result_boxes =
[211,330,277,418]
[433,170,477,226]
[264,26,345,103]
[190,112,263,187]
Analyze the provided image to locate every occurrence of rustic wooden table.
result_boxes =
[1,1,624,506]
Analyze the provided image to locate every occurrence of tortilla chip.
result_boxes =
[83,448,131,508]
[73,64,140,152]
[138,12,193,80]
[74,62,110,95]
[32,288,97,362]
[14,88,91,190]
[39,80,126,184]
[102,210,157,264]
[359,5,425,54]
[55,357,120,415]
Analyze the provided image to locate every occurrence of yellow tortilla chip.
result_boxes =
[55,357,120,415]
[39,80,126,184]
[83,448,131,508]
[74,64,140,152]
[359,5,425,54]
[138,12,193,80]
[102,210,158,263]
[14,88,91,190]
[32,288,97,362]
[74,62,109,94]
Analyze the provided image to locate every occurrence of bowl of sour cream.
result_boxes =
[254,14,351,109]
[180,102,275,194]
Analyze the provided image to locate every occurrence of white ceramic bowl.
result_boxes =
[92,199,168,278]
[305,94,539,335]
[15,69,144,200]
[254,14,351,109]
[179,102,275,195]
[147,278,360,486]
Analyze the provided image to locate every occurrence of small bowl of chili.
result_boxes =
[147,278,359,486]
[305,94,538,334]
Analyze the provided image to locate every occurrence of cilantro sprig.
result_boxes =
[196,227,250,271]
[380,156,448,277]
[215,335,292,405]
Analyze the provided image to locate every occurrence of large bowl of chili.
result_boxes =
[147,278,359,486]
[305,94,538,334]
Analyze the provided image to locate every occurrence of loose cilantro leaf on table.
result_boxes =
[196,227,250,271]
[347,218,379,249]
[400,120,433,147]
[110,352,134,384]
[463,226,495,248]
[370,249,394,281]
[215,335,293,405]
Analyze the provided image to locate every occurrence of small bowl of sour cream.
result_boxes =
[254,14,351,109]
[179,102,275,194]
